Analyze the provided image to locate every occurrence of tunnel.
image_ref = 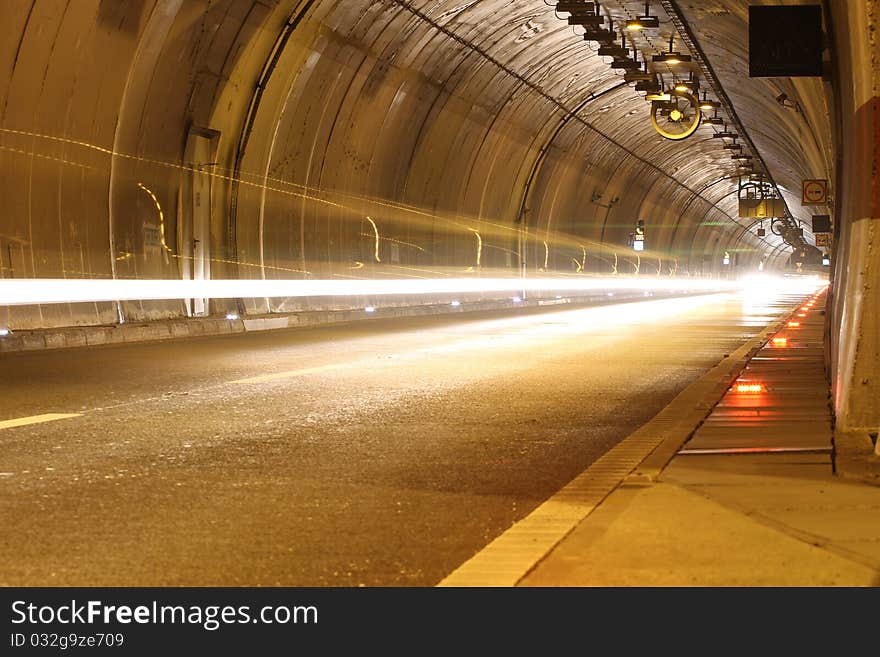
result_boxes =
[0,1,878,590]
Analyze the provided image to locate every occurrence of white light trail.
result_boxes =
[0,273,827,307]
[0,276,748,306]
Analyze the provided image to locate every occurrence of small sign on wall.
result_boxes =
[802,180,828,205]
[811,214,832,232]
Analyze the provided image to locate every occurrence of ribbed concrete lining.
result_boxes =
[0,0,815,332]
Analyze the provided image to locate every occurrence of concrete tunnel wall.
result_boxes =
[827,0,880,433]
[0,0,786,333]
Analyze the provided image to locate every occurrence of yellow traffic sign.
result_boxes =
[802,179,828,205]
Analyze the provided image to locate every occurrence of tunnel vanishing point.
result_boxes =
[0,1,877,439]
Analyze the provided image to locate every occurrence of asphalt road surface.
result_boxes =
[0,292,790,585]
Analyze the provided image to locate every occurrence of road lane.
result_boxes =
[0,292,795,585]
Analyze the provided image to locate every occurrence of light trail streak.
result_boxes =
[136,183,173,253]
[0,276,755,306]
[0,128,756,266]
[0,413,82,431]
[366,216,381,263]
[469,229,482,267]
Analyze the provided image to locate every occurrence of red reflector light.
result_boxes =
[788,321,800,327]
[735,383,764,393]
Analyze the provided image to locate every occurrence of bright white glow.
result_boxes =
[450,300,461,307]
[0,328,9,337]
[633,240,645,252]
[225,313,239,321]
[365,306,376,313]
[738,274,825,298]
[0,275,828,307]
[416,295,732,358]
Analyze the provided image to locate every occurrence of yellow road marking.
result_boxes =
[230,363,349,384]
[0,413,82,430]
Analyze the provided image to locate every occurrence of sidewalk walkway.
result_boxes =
[520,288,880,586]
[439,286,880,587]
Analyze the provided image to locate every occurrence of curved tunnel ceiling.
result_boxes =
[674,0,834,249]
[0,0,826,329]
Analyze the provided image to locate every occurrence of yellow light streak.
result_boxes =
[0,126,764,265]
[358,233,426,252]
[136,183,173,253]
[170,253,310,276]
[469,229,482,267]
[366,216,381,263]
[0,128,684,264]
[0,413,82,431]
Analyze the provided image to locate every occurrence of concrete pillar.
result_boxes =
[829,0,880,434]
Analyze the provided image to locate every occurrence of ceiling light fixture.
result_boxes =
[583,28,615,42]
[706,108,724,125]
[698,91,720,111]
[598,39,629,57]
[645,89,671,102]
[611,50,642,69]
[635,78,661,93]
[674,73,699,94]
[652,35,692,65]
[567,13,604,27]
[626,2,660,30]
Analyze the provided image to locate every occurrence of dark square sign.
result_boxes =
[812,214,831,233]
[749,5,823,77]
